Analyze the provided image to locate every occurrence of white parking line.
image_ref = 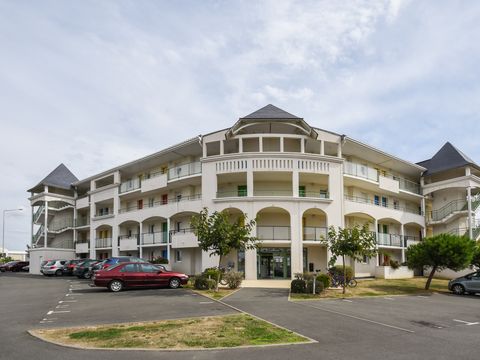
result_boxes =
[66,293,82,296]
[342,299,353,303]
[56,305,69,309]
[199,301,214,304]
[58,300,77,303]
[417,296,429,298]
[294,302,415,333]
[453,319,480,326]
[47,310,70,315]
[383,297,395,301]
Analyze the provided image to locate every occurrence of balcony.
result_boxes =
[76,196,89,209]
[119,178,141,194]
[95,238,112,248]
[344,195,422,216]
[303,227,327,241]
[167,161,201,181]
[377,233,402,247]
[119,235,139,251]
[119,194,201,214]
[299,190,329,199]
[93,210,114,219]
[343,161,421,195]
[404,235,421,248]
[257,226,291,241]
[75,217,90,227]
[142,231,168,245]
[75,242,89,253]
[141,173,167,193]
[253,189,293,197]
[170,229,198,248]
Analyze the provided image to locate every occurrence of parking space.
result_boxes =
[33,276,235,329]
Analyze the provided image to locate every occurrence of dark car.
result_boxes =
[92,262,188,292]
[100,257,147,269]
[448,270,480,295]
[62,260,84,276]
[0,261,29,272]
[73,259,99,279]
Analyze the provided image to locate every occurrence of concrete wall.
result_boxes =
[29,248,75,275]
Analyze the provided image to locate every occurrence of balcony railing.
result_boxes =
[93,210,114,218]
[95,238,112,248]
[119,194,201,214]
[303,227,327,241]
[119,178,141,194]
[429,199,467,223]
[343,161,421,194]
[299,191,329,199]
[167,161,201,181]
[216,190,248,198]
[33,225,44,244]
[404,235,421,247]
[253,189,293,196]
[75,217,90,227]
[33,205,45,222]
[257,226,291,241]
[344,195,422,215]
[377,233,402,247]
[142,231,168,245]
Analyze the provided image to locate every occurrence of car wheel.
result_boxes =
[84,272,92,280]
[108,280,123,292]
[452,284,465,295]
[55,270,63,277]
[169,277,181,289]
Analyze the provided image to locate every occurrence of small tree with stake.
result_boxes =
[191,208,257,291]
[406,234,476,290]
[321,223,377,295]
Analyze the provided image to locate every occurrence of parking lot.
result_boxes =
[1,272,479,360]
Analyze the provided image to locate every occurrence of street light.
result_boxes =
[2,208,23,258]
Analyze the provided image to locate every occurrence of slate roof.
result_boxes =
[28,163,78,192]
[417,142,479,176]
[240,104,301,120]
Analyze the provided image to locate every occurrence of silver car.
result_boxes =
[448,270,480,295]
[41,260,67,276]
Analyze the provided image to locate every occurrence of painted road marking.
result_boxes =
[296,302,415,333]
[58,300,77,303]
[342,299,353,303]
[417,296,428,298]
[199,301,214,304]
[56,305,69,309]
[453,319,480,326]
[47,310,71,315]
[66,293,82,296]
[384,297,395,300]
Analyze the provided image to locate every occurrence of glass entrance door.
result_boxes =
[257,248,291,279]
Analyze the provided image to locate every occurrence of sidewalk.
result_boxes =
[241,280,291,288]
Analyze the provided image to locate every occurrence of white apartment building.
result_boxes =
[27,105,480,278]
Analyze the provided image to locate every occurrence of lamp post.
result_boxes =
[2,208,23,258]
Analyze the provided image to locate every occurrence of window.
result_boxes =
[149,225,155,234]
[137,199,143,210]
[161,194,168,204]
[127,229,132,237]
[237,185,247,197]
[161,250,168,259]
[393,199,399,210]
[148,198,154,207]
[361,255,369,264]
[374,195,380,206]
[299,186,306,197]
[140,264,158,273]
[381,197,388,207]
[120,264,138,273]
[175,250,182,262]
[176,194,182,202]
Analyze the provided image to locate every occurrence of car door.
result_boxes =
[139,264,161,287]
[118,264,142,287]
[467,271,480,292]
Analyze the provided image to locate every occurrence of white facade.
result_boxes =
[27,105,480,278]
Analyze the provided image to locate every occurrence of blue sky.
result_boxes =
[1,0,480,251]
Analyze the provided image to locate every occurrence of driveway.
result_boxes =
[1,273,479,360]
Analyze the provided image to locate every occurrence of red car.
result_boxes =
[0,261,29,272]
[92,262,189,292]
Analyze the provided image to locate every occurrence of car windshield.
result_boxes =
[45,261,56,266]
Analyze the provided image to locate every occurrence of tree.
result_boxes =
[406,234,476,290]
[0,256,13,264]
[191,208,257,291]
[472,242,480,269]
[321,223,377,294]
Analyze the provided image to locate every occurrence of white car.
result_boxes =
[42,260,67,276]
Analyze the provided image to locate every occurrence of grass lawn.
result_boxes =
[290,277,450,300]
[33,314,308,349]
[191,287,238,300]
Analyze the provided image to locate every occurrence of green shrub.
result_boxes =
[290,279,306,293]
[203,267,221,281]
[306,280,324,294]
[389,259,400,269]
[316,273,331,289]
[150,257,168,264]
[223,271,243,289]
[329,265,353,281]
[194,276,216,290]
[302,272,315,281]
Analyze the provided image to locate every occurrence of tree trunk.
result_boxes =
[425,265,437,290]
[342,254,346,295]
[216,255,222,292]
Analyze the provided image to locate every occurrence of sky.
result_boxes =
[1,0,480,251]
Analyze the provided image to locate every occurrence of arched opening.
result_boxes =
[169,212,202,276]
[118,220,140,256]
[141,216,168,261]
[256,206,291,279]
[302,208,328,273]
[94,224,113,259]
[377,217,403,266]
[219,207,248,274]
[404,222,424,248]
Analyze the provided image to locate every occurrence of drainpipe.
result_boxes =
[467,186,473,239]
